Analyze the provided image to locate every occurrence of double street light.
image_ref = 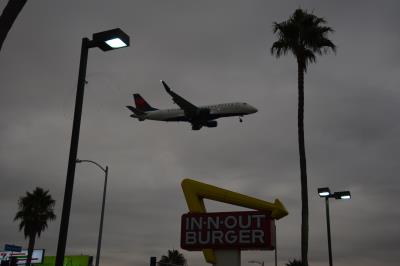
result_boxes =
[55,28,129,266]
[76,159,108,266]
[318,187,351,266]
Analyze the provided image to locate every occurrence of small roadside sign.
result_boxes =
[4,244,22,252]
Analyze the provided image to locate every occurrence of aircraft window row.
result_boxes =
[217,104,231,107]
[209,104,234,108]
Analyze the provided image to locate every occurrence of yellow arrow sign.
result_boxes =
[181,178,288,264]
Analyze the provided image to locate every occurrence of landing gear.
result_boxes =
[239,117,243,123]
[191,124,202,130]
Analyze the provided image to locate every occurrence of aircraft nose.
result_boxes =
[249,105,258,114]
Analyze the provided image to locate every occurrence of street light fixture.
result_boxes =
[317,187,331,197]
[76,159,108,266]
[318,188,351,200]
[55,28,129,266]
[318,187,351,266]
[249,260,264,266]
[92,28,130,51]
[333,191,351,200]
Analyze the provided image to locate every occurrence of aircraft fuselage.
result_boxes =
[136,102,256,122]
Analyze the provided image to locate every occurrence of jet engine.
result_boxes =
[205,121,218,128]
[196,108,210,119]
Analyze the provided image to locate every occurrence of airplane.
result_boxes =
[126,80,258,130]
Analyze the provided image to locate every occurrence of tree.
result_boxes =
[0,0,28,51]
[271,8,336,266]
[14,187,56,266]
[159,250,186,266]
[286,259,304,266]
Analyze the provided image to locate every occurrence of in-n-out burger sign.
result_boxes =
[181,211,275,250]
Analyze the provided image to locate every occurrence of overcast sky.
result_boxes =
[1,1,399,266]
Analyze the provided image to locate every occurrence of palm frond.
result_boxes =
[159,249,186,265]
[14,187,56,239]
[271,8,336,70]
[286,259,304,266]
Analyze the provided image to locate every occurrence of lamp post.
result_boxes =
[249,260,264,266]
[274,223,277,266]
[55,28,129,266]
[76,159,108,266]
[318,187,351,266]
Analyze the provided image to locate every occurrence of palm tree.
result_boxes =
[159,249,186,266]
[0,0,28,51]
[271,8,336,266]
[14,187,56,266]
[286,259,303,266]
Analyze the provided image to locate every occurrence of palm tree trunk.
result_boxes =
[0,0,28,51]
[297,59,309,266]
[26,233,35,266]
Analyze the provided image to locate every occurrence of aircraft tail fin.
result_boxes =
[133,94,158,112]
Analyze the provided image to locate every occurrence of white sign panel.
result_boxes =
[0,249,44,264]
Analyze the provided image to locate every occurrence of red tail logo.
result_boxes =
[136,98,146,106]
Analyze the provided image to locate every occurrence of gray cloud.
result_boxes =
[1,1,400,266]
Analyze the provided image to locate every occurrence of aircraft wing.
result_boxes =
[161,80,199,116]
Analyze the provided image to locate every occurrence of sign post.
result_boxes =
[214,250,240,266]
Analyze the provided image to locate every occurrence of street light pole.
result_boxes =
[325,196,333,266]
[274,223,277,266]
[55,37,91,266]
[97,166,108,266]
[55,28,129,266]
[318,187,351,266]
[76,159,108,266]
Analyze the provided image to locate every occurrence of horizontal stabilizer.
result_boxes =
[126,105,144,115]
